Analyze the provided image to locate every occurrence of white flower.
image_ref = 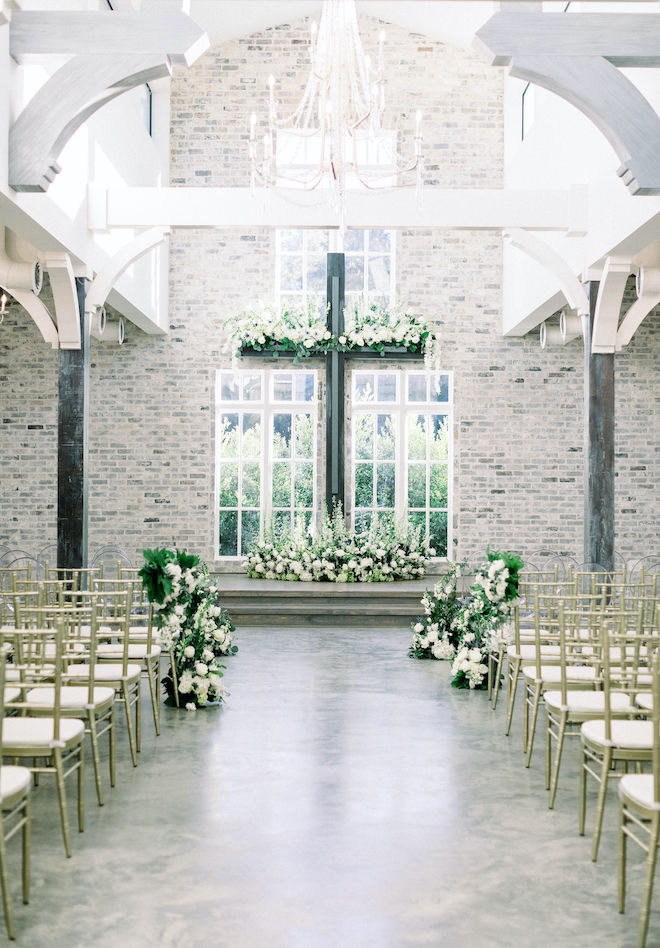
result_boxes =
[184,645,195,658]
[304,338,314,348]
[414,622,424,634]
[195,662,208,677]
[178,671,194,694]
[185,702,197,712]
[203,648,214,662]
[339,335,347,345]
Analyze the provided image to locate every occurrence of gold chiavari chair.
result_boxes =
[0,651,31,940]
[580,602,655,862]
[618,648,660,948]
[1,624,85,858]
[19,603,116,807]
[65,583,142,767]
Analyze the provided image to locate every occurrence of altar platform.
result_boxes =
[213,574,444,627]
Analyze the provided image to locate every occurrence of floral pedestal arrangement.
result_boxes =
[409,550,523,689]
[139,548,237,711]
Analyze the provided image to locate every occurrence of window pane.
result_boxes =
[368,256,390,295]
[220,373,240,401]
[430,511,448,557]
[430,464,448,508]
[354,413,374,460]
[273,374,293,401]
[242,413,261,458]
[242,374,262,401]
[376,463,395,507]
[280,230,303,252]
[430,415,448,461]
[294,413,314,459]
[294,462,314,507]
[355,511,372,534]
[376,414,395,460]
[241,510,260,555]
[431,374,450,403]
[369,230,391,253]
[407,374,427,402]
[273,510,291,538]
[377,374,397,402]
[343,230,363,252]
[242,461,261,506]
[355,463,373,508]
[295,374,315,403]
[408,510,426,538]
[273,413,292,457]
[354,373,375,403]
[272,461,291,507]
[280,255,303,291]
[407,414,427,461]
[306,231,328,255]
[346,255,364,292]
[408,465,426,509]
[307,256,326,293]
[219,510,238,556]
[219,462,238,507]
[220,414,239,456]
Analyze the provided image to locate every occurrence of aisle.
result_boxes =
[10,626,654,947]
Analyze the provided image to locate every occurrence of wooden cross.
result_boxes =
[244,252,425,513]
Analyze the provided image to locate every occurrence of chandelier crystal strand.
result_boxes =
[248,0,424,223]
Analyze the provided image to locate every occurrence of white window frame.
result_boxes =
[350,367,453,559]
[215,368,319,560]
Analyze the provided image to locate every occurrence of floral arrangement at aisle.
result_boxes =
[226,296,439,365]
[409,549,523,689]
[245,505,434,583]
[139,548,237,711]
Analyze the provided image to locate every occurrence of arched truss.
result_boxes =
[475,12,660,195]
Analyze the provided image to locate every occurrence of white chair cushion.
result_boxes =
[522,665,597,683]
[0,765,31,806]
[2,716,84,749]
[581,718,654,749]
[66,662,142,682]
[507,644,560,660]
[544,690,633,714]
[636,692,653,712]
[25,686,115,709]
[4,686,20,704]
[619,774,660,810]
[96,643,161,659]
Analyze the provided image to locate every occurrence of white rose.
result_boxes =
[185,702,197,712]
[178,671,193,694]
[184,645,195,658]
[195,662,208,677]
[339,335,347,345]
[304,338,314,348]
[414,622,424,634]
[203,648,214,662]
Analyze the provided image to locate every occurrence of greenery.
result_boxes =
[139,548,237,710]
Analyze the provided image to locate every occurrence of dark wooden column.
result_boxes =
[583,280,615,572]
[57,278,89,570]
[325,253,345,512]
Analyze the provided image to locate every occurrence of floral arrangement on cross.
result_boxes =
[139,548,237,711]
[409,549,523,689]
[226,296,440,366]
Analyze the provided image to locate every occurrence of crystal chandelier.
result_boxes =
[248,0,424,228]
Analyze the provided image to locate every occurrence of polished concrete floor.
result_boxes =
[3,625,657,947]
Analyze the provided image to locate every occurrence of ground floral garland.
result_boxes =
[227,296,439,365]
[246,506,434,583]
[409,550,523,689]
[139,548,237,711]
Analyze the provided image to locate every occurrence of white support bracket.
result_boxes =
[4,288,59,348]
[616,267,660,350]
[8,11,209,192]
[45,252,80,350]
[592,255,632,353]
[503,228,590,330]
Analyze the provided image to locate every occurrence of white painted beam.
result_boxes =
[45,252,80,350]
[97,186,582,232]
[592,255,632,353]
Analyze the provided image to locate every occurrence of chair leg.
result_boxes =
[545,709,553,791]
[619,799,627,914]
[53,748,72,858]
[639,813,660,948]
[548,712,568,809]
[0,814,15,940]
[492,647,504,710]
[146,660,160,736]
[88,714,104,806]
[135,682,141,754]
[121,681,138,767]
[505,658,521,736]
[579,744,588,836]
[77,743,84,834]
[109,706,116,788]
[21,796,30,906]
[170,649,180,708]
[591,747,613,862]
[525,683,542,768]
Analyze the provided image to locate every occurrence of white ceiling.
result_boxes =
[187,1,497,50]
